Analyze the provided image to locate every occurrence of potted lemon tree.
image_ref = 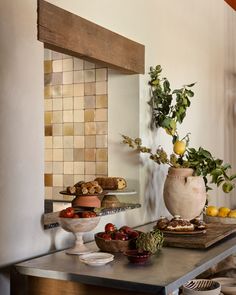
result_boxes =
[122,65,236,220]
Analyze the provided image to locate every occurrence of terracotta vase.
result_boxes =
[163,167,206,220]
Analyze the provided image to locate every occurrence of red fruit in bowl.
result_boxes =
[119,226,133,234]
[128,231,139,239]
[114,232,127,241]
[100,233,112,240]
[105,223,116,233]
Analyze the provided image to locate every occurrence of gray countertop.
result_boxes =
[15,222,236,295]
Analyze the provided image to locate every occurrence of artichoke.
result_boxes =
[136,229,164,254]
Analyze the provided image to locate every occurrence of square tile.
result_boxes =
[85,175,96,182]
[62,54,71,59]
[85,162,95,174]
[74,71,84,83]
[63,136,73,148]
[45,149,53,161]
[96,68,107,81]
[64,149,74,161]
[74,58,84,70]
[53,149,63,161]
[44,174,53,186]
[63,97,73,110]
[45,187,52,199]
[53,174,63,186]
[52,98,62,111]
[74,110,84,122]
[45,162,53,173]
[85,135,96,148]
[63,123,74,136]
[63,85,73,97]
[74,123,84,136]
[52,85,62,97]
[74,97,84,109]
[74,84,84,96]
[96,81,107,95]
[74,136,85,148]
[74,162,85,174]
[96,95,108,108]
[45,99,52,111]
[44,112,52,125]
[52,60,62,72]
[84,83,95,95]
[96,162,108,175]
[44,85,52,99]
[64,162,74,174]
[85,149,96,161]
[84,70,95,82]
[45,136,52,148]
[96,135,108,148]
[64,174,74,187]
[44,61,52,74]
[95,109,108,121]
[63,59,73,71]
[74,175,85,183]
[53,124,63,136]
[53,111,63,123]
[85,122,96,135]
[52,51,63,60]
[84,96,95,108]
[84,61,95,69]
[63,110,73,122]
[63,71,73,84]
[96,148,108,161]
[44,49,52,61]
[52,72,63,85]
[53,162,63,174]
[44,73,52,86]
[45,125,52,136]
[74,148,84,161]
[96,122,108,134]
[85,109,95,122]
[52,187,63,199]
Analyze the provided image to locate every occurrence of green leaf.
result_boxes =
[230,173,236,180]
[186,83,196,87]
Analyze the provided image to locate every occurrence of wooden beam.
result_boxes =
[225,0,236,11]
[37,0,145,74]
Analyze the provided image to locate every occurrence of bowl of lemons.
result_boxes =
[204,205,236,224]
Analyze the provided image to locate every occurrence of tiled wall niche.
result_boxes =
[44,49,108,200]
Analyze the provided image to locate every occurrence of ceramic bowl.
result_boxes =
[212,277,236,295]
[183,279,221,295]
[124,250,151,264]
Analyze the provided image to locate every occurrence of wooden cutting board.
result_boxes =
[163,223,236,249]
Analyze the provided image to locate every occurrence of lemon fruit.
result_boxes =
[206,206,219,217]
[218,207,231,217]
[228,210,236,218]
[173,140,186,156]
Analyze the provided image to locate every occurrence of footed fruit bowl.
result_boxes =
[59,216,101,255]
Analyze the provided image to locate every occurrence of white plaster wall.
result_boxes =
[0,0,235,293]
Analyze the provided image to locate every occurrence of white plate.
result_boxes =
[79,252,114,266]
[212,278,236,295]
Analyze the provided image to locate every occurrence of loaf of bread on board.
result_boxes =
[94,177,127,190]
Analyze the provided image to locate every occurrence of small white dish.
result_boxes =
[212,278,236,295]
[79,252,114,266]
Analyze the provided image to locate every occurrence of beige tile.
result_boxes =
[52,98,62,111]
[53,124,63,136]
[74,175,85,183]
[63,136,73,148]
[64,175,74,187]
[53,162,63,174]
[53,149,63,161]
[84,96,95,108]
[45,125,52,136]
[74,148,84,161]
[84,70,95,82]
[63,97,73,110]
[85,122,96,135]
[85,175,96,182]
[96,148,108,162]
[52,72,63,85]
[45,99,52,111]
[85,135,96,148]
[52,60,62,72]
[74,71,84,83]
[64,162,74,174]
[44,60,52,74]
[63,71,73,84]
[96,162,108,175]
[52,136,61,149]
[63,123,74,136]
[74,123,84,136]
[52,51,63,60]
[45,187,52,199]
[95,109,108,122]
[74,110,84,122]
[45,136,52,148]
[45,149,53,161]
[44,112,52,124]
[96,122,108,134]
[74,136,85,148]
[44,174,53,187]
[74,97,84,109]
[85,149,96,161]
[74,84,84,96]
[85,162,95,174]
[96,135,108,148]
[63,85,73,97]
[84,60,95,69]
[63,59,73,71]
[44,73,52,86]
[96,95,108,108]
[96,81,107,95]
[63,110,73,122]
[62,54,71,59]
[52,111,63,123]
[44,49,52,61]
[44,85,52,99]
[52,85,62,97]
[64,149,73,161]
[74,162,85,174]
[85,109,95,122]
[85,83,95,95]
[53,174,63,186]
[52,187,63,199]
[45,162,53,173]
[96,68,107,81]
[74,58,84,70]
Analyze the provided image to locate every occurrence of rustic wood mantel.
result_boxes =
[37,0,145,74]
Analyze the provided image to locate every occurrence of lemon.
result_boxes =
[228,210,236,218]
[218,207,231,217]
[173,140,186,156]
[206,206,219,217]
